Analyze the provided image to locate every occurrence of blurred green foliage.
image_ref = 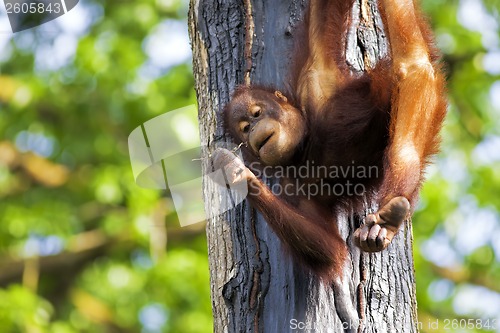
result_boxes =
[415,1,500,332]
[0,0,499,332]
[0,0,210,332]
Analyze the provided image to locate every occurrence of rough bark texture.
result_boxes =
[188,0,419,332]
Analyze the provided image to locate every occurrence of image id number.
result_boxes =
[5,2,61,14]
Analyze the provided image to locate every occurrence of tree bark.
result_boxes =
[188,1,419,332]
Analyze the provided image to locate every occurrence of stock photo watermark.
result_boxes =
[128,105,248,227]
[290,318,499,331]
[249,161,379,199]
[2,0,79,32]
[128,106,380,227]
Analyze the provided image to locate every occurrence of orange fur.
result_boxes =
[295,0,447,208]
[223,0,446,280]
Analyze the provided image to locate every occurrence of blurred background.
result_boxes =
[0,0,499,332]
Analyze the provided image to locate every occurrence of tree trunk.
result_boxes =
[188,1,419,332]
